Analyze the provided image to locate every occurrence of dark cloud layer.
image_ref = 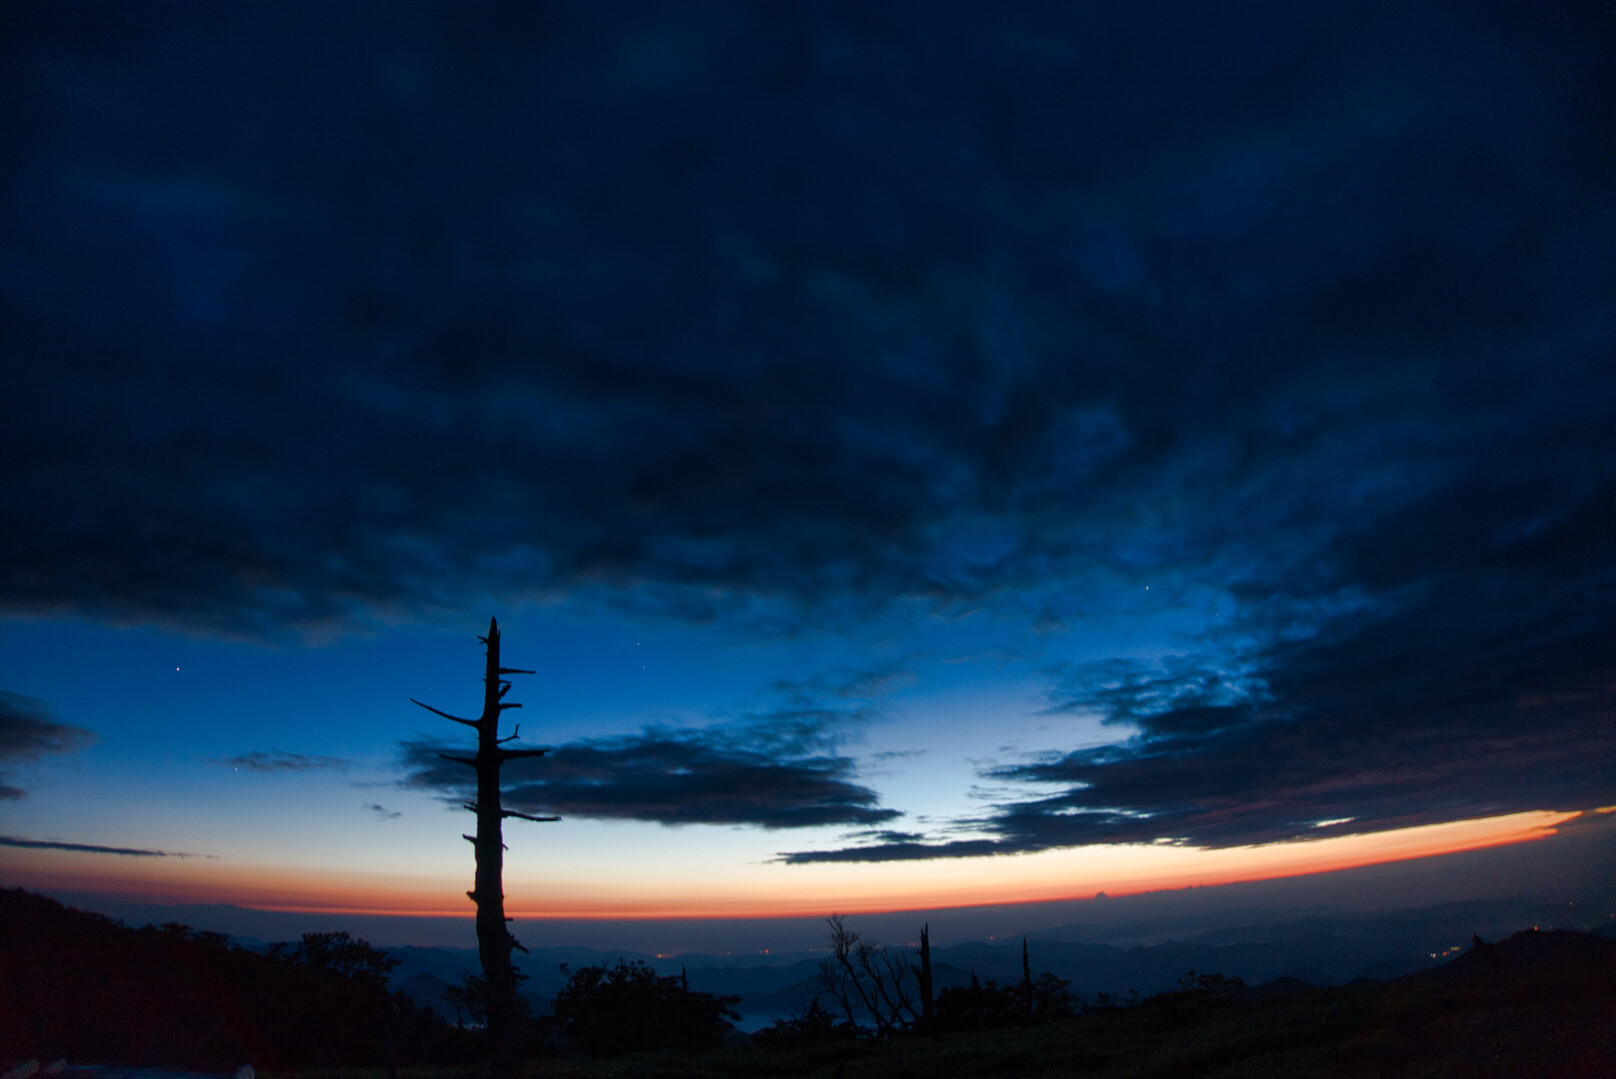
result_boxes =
[0,692,95,799]
[403,664,900,828]
[5,5,1614,853]
[402,725,897,830]
[6,3,1608,633]
[784,480,1616,860]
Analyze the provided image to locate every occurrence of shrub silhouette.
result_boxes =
[933,971,1076,1031]
[1174,969,1247,998]
[284,930,399,987]
[442,971,488,1028]
[551,959,739,1056]
[753,998,858,1046]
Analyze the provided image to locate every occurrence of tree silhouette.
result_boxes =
[292,930,399,987]
[443,971,487,1029]
[916,923,934,1028]
[413,617,554,1079]
[817,915,916,1037]
[551,959,739,1056]
[753,998,857,1045]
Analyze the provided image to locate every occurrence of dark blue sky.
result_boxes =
[1,3,1612,922]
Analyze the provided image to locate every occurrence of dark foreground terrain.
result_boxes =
[292,927,1614,1078]
[5,884,1613,1077]
[0,889,475,1070]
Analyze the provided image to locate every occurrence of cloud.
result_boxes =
[0,692,95,759]
[784,475,1616,861]
[779,838,1003,865]
[401,666,912,830]
[4,6,1613,856]
[0,835,211,858]
[2,5,1608,642]
[1551,807,1616,836]
[364,802,402,821]
[773,668,917,703]
[211,751,353,773]
[0,692,95,799]
[402,727,899,830]
[734,665,909,755]
[398,663,915,830]
[402,663,907,828]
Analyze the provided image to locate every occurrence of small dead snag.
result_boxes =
[917,923,934,1028]
[413,617,555,1079]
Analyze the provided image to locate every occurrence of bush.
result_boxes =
[551,959,739,1056]
[934,973,1076,1031]
[1175,970,1247,998]
[753,998,859,1046]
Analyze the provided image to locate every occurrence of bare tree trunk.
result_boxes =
[917,924,933,1028]
[415,617,554,1079]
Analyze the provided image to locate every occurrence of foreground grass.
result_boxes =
[281,960,1616,1079]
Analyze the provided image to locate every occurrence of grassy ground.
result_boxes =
[280,960,1616,1079]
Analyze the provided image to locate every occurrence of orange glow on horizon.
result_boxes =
[4,808,1575,921]
[497,808,1576,920]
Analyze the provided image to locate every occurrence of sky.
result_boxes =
[2,3,1613,950]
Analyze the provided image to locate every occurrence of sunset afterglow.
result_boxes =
[5,809,1577,923]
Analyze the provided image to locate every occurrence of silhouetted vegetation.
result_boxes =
[752,998,859,1047]
[0,888,474,1070]
[442,971,488,1028]
[550,959,740,1056]
[915,922,934,1025]
[9,888,1612,1076]
[934,971,1076,1031]
[815,918,1076,1038]
[816,915,918,1037]
[278,930,400,986]
[931,933,1077,1032]
[512,928,1616,1077]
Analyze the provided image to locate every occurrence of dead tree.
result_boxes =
[818,915,916,1037]
[916,923,934,1028]
[413,617,555,1079]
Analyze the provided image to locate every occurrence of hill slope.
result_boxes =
[0,888,473,1070]
[533,928,1616,1077]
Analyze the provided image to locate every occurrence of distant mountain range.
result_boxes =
[8,882,1614,1072]
[378,896,1616,1028]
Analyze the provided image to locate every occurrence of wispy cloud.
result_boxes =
[0,834,213,858]
[364,802,402,821]
[211,751,353,773]
[779,838,1002,864]
[0,692,95,800]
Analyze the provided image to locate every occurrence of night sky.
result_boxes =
[3,3,1613,944]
